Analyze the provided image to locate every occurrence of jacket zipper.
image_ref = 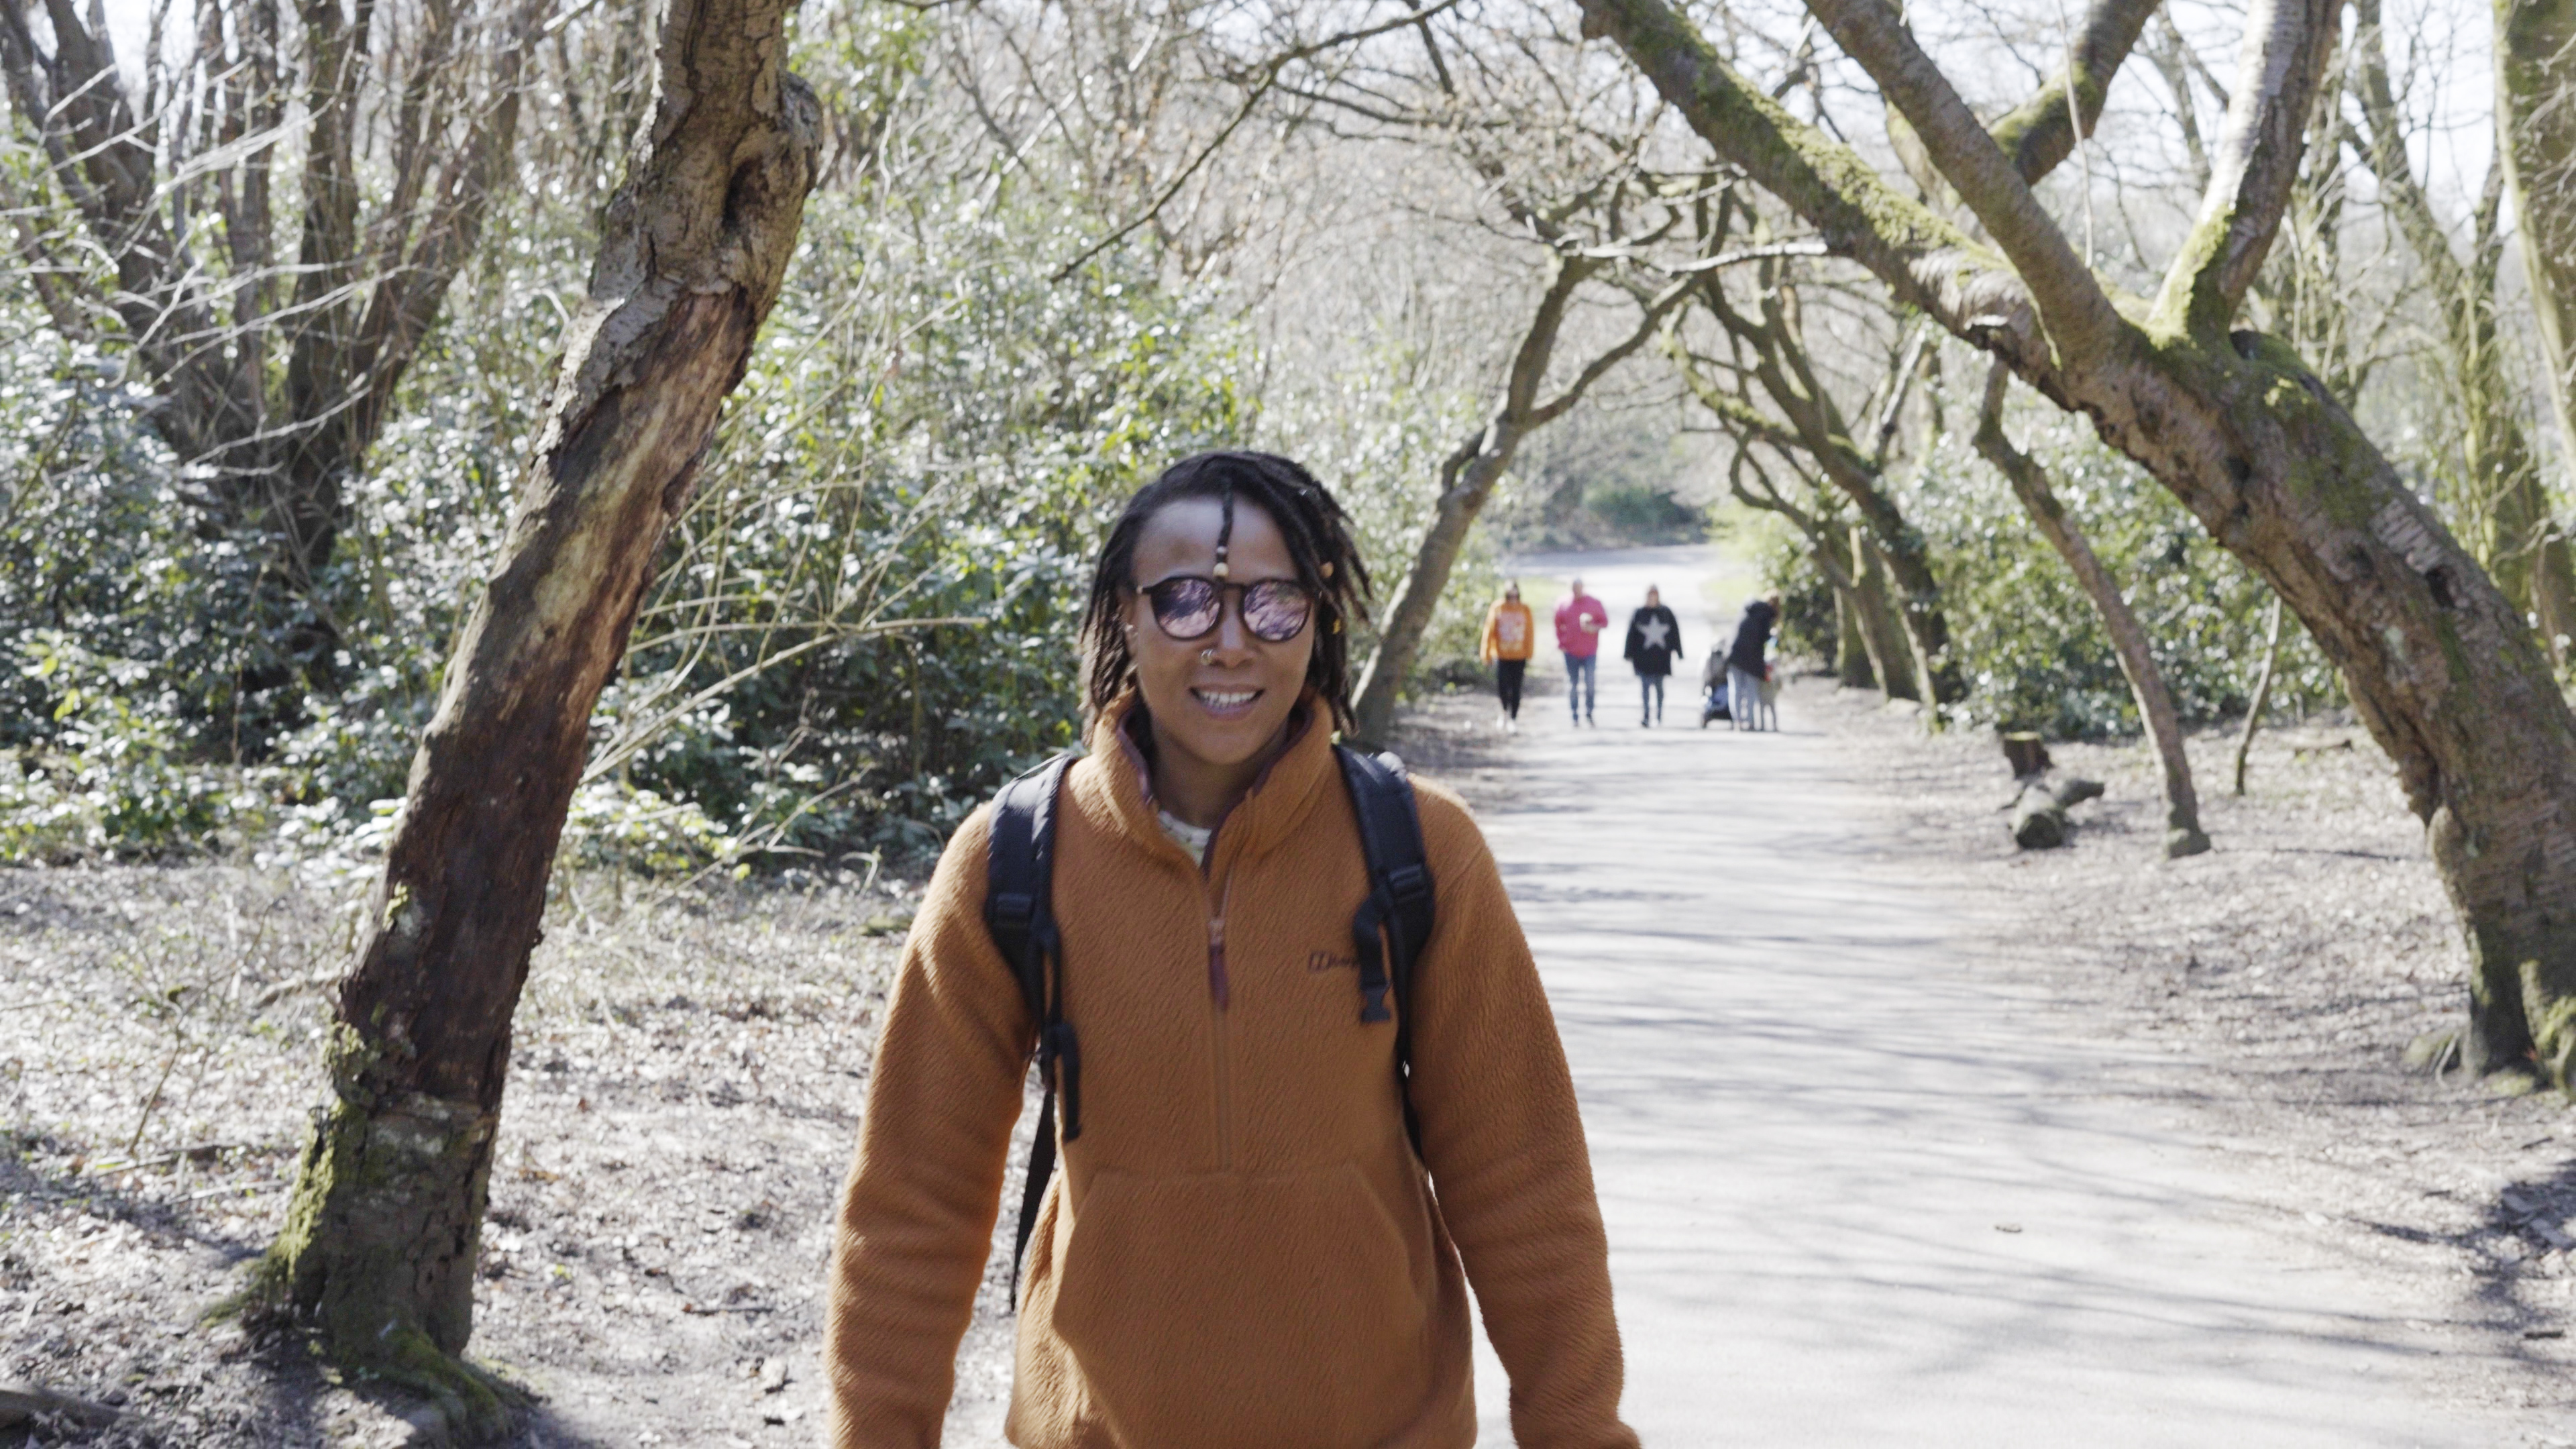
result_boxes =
[1206,869,1236,1169]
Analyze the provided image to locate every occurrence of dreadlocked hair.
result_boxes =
[1081,451,1374,733]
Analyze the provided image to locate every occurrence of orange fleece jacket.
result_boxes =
[826,696,1635,1449]
[1480,600,1537,663]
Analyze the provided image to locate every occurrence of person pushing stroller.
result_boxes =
[1702,593,1779,731]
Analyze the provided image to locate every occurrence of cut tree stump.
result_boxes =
[2009,775,2104,849]
[2002,732,2052,778]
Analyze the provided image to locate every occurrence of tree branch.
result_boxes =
[1801,0,2123,362]
[1987,0,2164,184]
[2149,0,2337,335]
[1526,271,1695,425]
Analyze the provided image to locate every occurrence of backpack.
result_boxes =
[980,744,1436,1305]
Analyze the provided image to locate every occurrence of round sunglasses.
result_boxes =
[1138,574,1316,643]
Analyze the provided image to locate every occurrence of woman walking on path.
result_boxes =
[826,451,1637,1449]
[1621,585,1683,727]
[1723,593,1780,732]
[1479,580,1536,733]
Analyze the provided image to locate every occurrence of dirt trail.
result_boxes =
[1465,547,2557,1446]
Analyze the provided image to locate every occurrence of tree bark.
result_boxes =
[1976,362,2210,857]
[1853,530,1919,699]
[1353,431,1519,743]
[1827,528,1876,688]
[1581,0,2576,1088]
[250,0,818,1426]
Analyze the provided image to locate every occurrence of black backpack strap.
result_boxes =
[983,754,1079,1307]
[1334,745,1437,1152]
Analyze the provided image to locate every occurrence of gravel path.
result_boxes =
[1462,546,2563,1446]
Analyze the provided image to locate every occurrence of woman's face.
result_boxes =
[1123,496,1314,772]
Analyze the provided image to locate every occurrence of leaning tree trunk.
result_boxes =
[1823,531,1876,688]
[1976,363,2209,857]
[2502,0,2576,572]
[1352,431,1517,743]
[1853,527,1918,699]
[1582,0,2576,1089]
[250,0,818,1430]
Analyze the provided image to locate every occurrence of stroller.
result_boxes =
[1700,647,1774,730]
[1699,648,1733,727]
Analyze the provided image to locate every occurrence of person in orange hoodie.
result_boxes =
[1478,579,1537,733]
[826,451,1636,1449]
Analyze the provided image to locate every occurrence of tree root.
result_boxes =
[2402,1026,2463,1077]
[360,1326,526,1443]
[220,1261,527,1445]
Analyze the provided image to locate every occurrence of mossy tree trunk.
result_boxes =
[1852,532,1919,699]
[2501,0,2576,641]
[1976,362,2210,857]
[252,0,819,1427]
[1581,0,2576,1088]
[1827,526,1877,688]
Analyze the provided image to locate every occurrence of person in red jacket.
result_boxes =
[1553,578,1609,727]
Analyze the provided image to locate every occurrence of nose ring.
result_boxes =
[1199,648,1215,665]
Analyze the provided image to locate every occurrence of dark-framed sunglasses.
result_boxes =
[1139,574,1316,643]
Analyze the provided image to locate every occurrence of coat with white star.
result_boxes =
[1621,605,1683,677]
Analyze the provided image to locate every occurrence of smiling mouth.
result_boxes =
[1191,686,1261,716]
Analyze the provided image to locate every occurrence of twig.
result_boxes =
[83,1142,241,1177]
[182,1181,276,1203]
[122,1040,184,1158]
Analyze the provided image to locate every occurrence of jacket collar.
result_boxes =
[1071,690,1336,871]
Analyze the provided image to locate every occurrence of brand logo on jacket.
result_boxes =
[1307,949,1358,973]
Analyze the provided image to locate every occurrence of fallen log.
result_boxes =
[2009,775,2104,850]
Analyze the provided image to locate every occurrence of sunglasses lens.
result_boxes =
[1148,578,1222,638]
[1242,581,1313,642]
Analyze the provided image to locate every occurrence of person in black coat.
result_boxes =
[1723,594,1780,731]
[1621,585,1685,727]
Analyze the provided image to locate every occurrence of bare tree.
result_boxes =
[1976,361,2209,856]
[1662,225,1960,704]
[0,0,539,689]
[2351,0,2576,659]
[1581,0,2576,1088]
[2500,0,2576,515]
[1352,239,1692,742]
[248,0,818,1426]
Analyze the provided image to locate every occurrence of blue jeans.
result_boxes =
[1564,651,1597,720]
[1729,665,1764,729]
[1640,674,1664,722]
